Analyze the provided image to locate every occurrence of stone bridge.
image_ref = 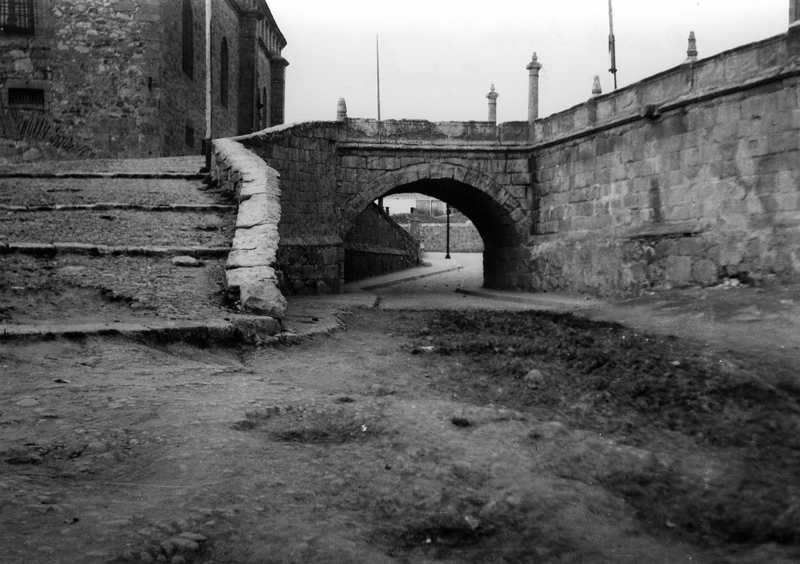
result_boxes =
[252,119,534,292]
[212,24,800,316]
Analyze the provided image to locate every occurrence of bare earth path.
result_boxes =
[3,300,800,563]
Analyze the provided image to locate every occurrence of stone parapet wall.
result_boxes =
[339,119,529,146]
[529,32,800,296]
[211,138,286,318]
[345,204,421,282]
[534,34,795,146]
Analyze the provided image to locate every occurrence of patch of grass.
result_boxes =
[600,456,800,546]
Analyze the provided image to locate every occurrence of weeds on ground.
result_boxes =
[410,309,800,549]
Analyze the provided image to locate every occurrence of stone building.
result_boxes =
[0,0,287,162]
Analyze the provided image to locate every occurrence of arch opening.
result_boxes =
[344,177,528,290]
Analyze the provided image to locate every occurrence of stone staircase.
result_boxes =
[0,157,282,339]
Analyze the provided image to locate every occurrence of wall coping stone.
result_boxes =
[212,138,286,320]
[279,235,343,247]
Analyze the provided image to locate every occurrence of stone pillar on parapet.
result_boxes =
[591,76,602,97]
[486,84,499,123]
[789,0,800,54]
[337,98,348,121]
[685,31,698,63]
[526,52,542,139]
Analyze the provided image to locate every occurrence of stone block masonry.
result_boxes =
[211,138,286,319]
[409,222,484,253]
[345,204,421,283]
[529,32,800,296]
[0,0,287,162]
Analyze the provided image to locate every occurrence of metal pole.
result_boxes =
[204,0,212,171]
[608,0,618,89]
[376,35,381,121]
[445,203,451,259]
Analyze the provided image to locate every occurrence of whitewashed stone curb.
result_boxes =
[212,138,286,319]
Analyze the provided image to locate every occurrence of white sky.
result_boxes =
[268,1,789,124]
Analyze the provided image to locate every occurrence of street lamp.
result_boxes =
[445,203,451,259]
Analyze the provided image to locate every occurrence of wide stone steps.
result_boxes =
[2,208,235,248]
[0,177,226,207]
[0,157,245,328]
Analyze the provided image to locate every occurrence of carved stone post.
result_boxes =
[526,53,542,137]
[336,98,347,121]
[790,0,800,55]
[592,76,602,97]
[685,31,698,63]
[486,84,499,123]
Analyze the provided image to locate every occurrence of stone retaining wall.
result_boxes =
[211,138,286,319]
[345,204,421,282]
[529,31,800,295]
[408,222,484,253]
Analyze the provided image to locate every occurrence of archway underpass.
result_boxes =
[343,178,529,292]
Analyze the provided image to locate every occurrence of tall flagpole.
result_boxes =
[376,35,382,121]
[376,35,381,121]
[608,0,617,89]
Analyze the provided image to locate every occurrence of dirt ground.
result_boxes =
[2,284,800,564]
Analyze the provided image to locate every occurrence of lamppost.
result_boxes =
[445,203,451,259]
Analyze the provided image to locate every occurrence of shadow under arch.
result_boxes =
[341,163,530,289]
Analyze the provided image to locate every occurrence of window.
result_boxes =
[220,38,229,108]
[0,0,35,35]
[8,87,44,110]
[182,0,193,78]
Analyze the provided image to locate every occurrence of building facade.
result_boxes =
[0,0,287,162]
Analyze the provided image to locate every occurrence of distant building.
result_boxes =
[0,0,287,162]
[382,193,447,216]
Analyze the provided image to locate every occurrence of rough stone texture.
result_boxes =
[344,204,421,283]
[212,138,285,319]
[530,32,800,296]
[409,222,484,253]
[0,0,286,163]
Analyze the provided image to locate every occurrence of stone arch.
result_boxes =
[341,162,530,289]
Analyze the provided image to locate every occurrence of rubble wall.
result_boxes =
[411,222,484,253]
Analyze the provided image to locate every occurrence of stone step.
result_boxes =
[1,253,231,325]
[0,242,230,257]
[0,156,205,176]
[0,171,206,179]
[0,177,228,207]
[1,208,236,248]
[0,203,236,212]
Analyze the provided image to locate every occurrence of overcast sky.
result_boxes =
[268,1,789,124]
